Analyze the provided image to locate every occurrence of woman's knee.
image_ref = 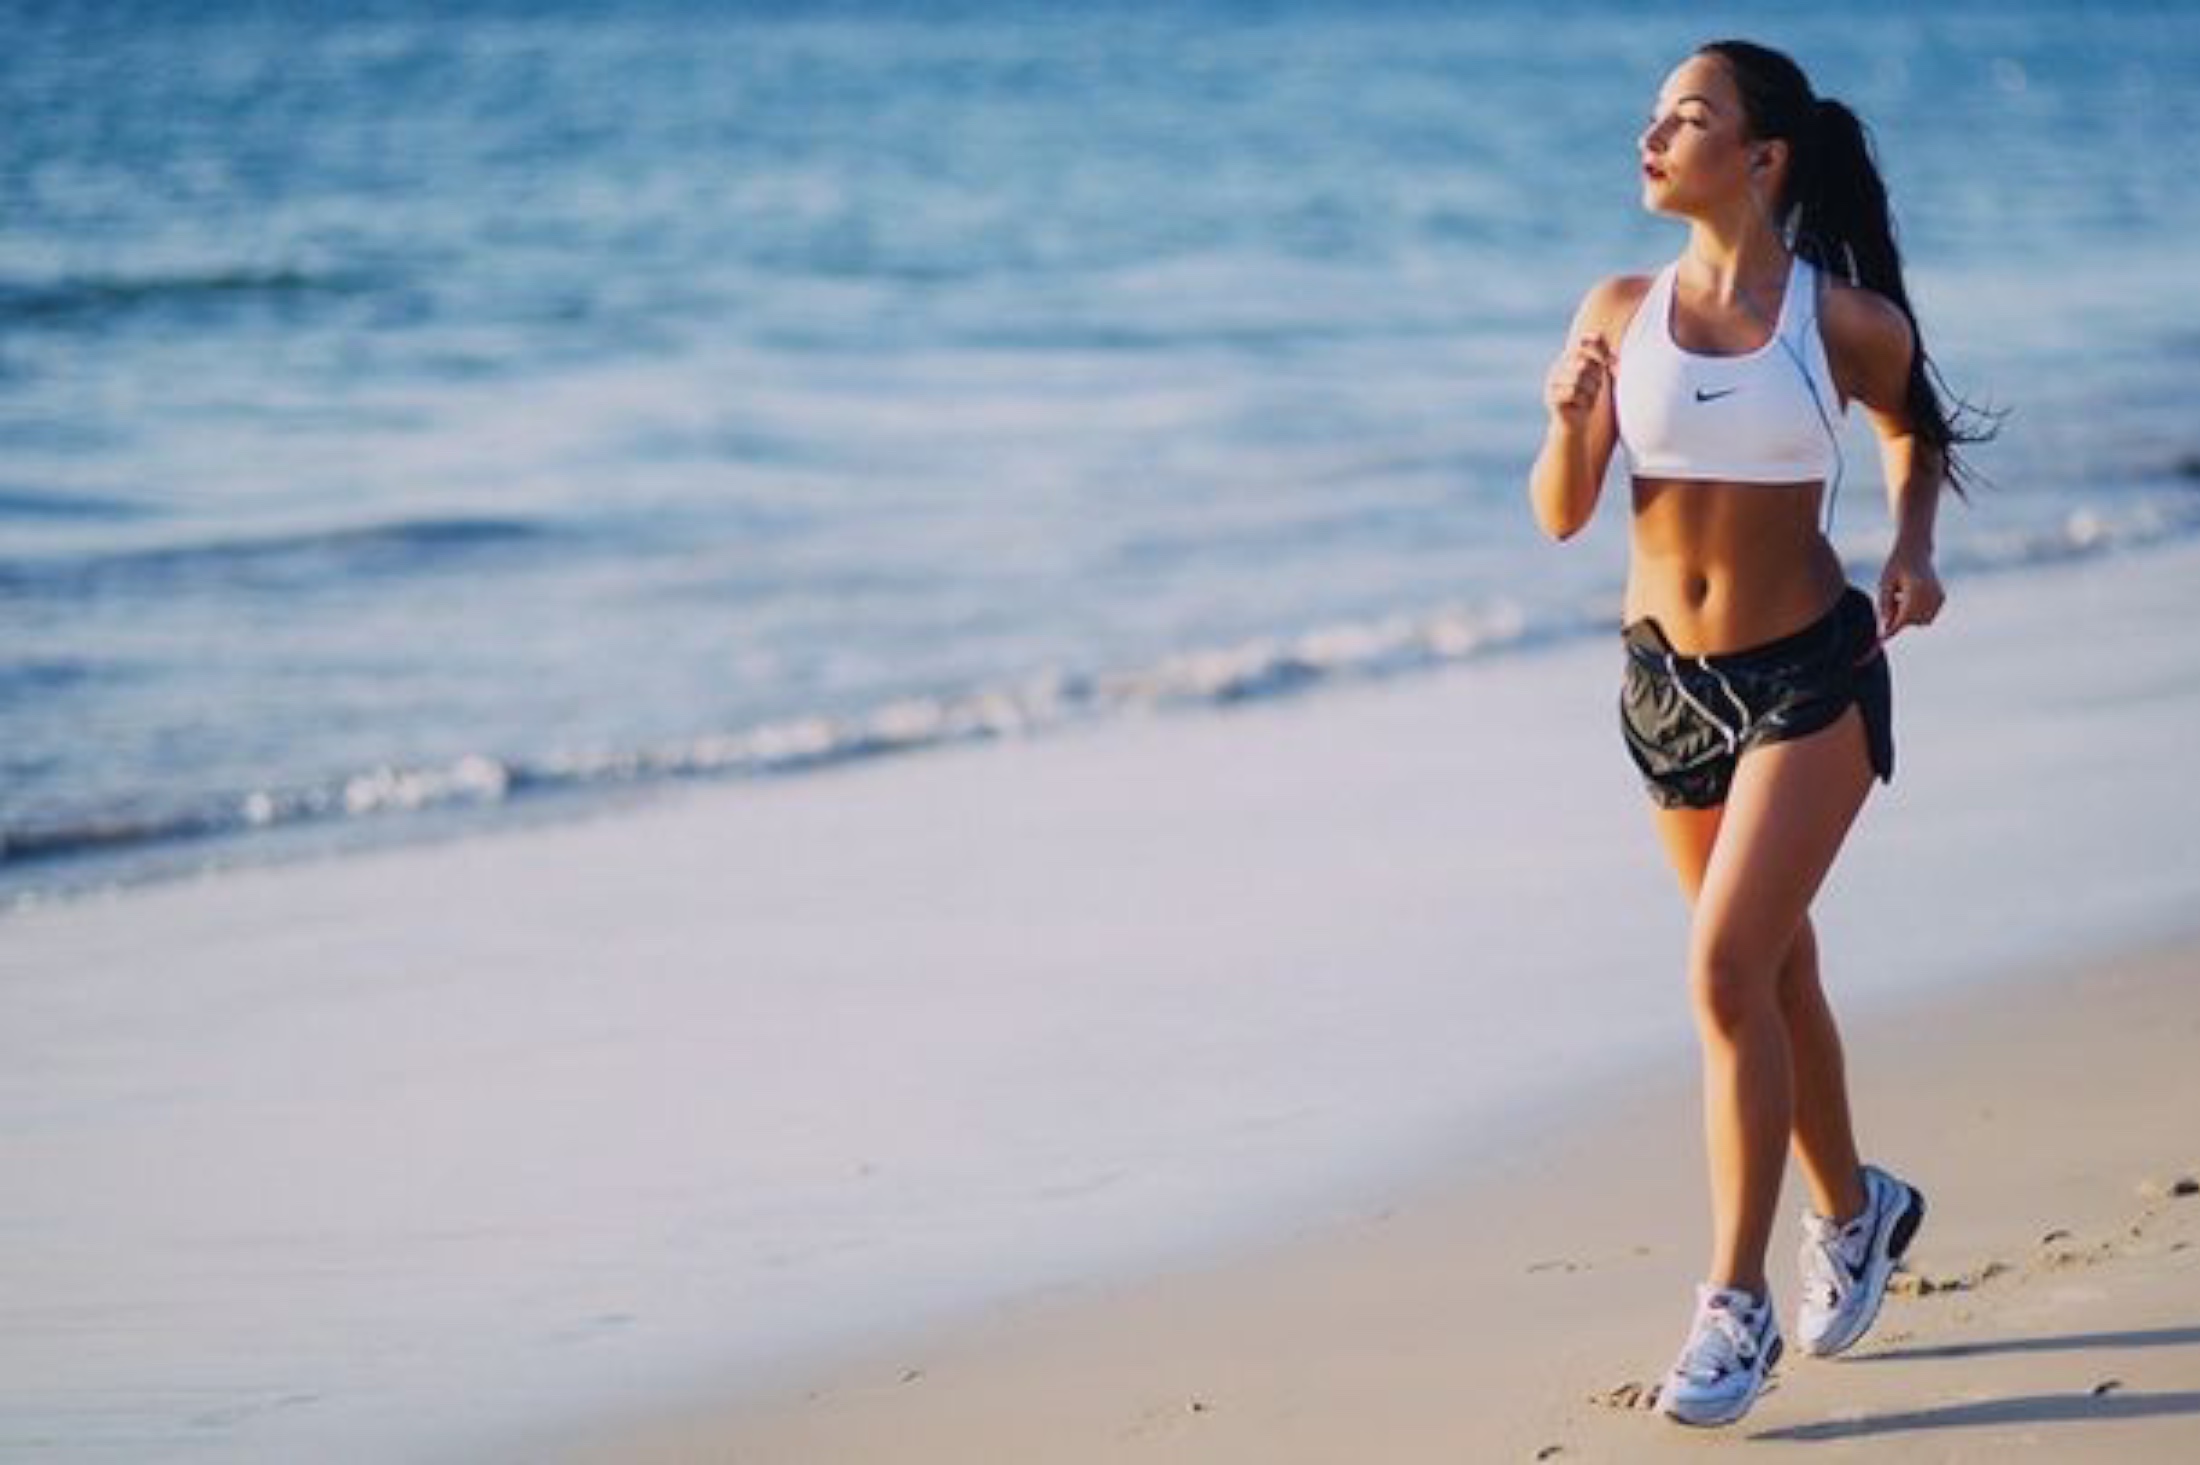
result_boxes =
[1688,935,1784,1037]
[1689,894,1824,1027]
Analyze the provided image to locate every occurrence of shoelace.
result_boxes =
[1675,1297,1763,1382]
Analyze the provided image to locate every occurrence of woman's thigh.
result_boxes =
[1692,704,1877,973]
[1651,801,1724,907]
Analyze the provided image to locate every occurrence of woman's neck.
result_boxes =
[1680,212,1790,303]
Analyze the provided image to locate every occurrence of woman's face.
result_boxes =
[1638,54,1765,220]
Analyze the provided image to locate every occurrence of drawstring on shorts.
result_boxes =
[1663,650,1757,757]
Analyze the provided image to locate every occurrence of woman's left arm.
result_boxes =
[1826,285,1945,642]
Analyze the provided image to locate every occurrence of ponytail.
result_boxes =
[1701,41,2002,500]
[1794,100,1884,290]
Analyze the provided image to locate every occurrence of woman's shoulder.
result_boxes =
[1812,272,1916,408]
[1578,270,1656,313]
[1566,270,1658,341]
[1814,272,1913,359]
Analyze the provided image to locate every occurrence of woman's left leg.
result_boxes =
[1689,707,1876,1294]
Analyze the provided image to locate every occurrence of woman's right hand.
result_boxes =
[1544,333,1615,431]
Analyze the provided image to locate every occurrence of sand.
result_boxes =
[6,534,2199,1460]
[567,933,2200,1463]
[546,531,2200,1463]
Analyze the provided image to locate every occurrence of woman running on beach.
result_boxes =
[1527,40,1992,1427]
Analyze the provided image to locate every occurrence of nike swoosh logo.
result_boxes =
[1694,387,1740,402]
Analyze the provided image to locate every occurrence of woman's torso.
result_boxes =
[1609,252,1850,655]
[1624,479,1847,651]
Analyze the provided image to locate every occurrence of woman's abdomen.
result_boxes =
[1622,477,1848,655]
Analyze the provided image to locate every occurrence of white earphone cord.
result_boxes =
[1774,306,1845,540]
[1751,199,1849,540]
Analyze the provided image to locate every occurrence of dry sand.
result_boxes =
[570,933,2200,1463]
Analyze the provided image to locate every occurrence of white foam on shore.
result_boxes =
[5,539,2199,1461]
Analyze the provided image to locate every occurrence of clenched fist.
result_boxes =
[1545,334,1615,430]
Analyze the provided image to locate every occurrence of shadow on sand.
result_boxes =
[1752,1323,2200,1440]
[1850,1322,2200,1364]
[1753,1389,2200,1442]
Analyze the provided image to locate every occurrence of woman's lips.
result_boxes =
[1642,160,1667,181]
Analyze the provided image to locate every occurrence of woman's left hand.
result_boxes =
[1876,542,1945,641]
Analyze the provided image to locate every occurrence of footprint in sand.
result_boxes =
[1888,1168,2199,1307]
[1587,1379,1660,1412]
[1889,1259,2012,1297]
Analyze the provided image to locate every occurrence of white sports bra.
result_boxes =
[1615,252,1845,485]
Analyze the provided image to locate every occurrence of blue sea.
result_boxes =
[6,0,2199,905]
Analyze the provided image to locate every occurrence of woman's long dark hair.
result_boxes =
[1701,39,2000,499]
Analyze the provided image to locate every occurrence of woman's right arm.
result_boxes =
[1528,276,1638,541]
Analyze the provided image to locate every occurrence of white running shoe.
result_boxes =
[1796,1162,1927,1357]
[1658,1283,1783,1427]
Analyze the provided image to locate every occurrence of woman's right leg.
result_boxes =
[1650,805,1866,1228]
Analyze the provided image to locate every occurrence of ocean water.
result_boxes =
[5,0,2199,903]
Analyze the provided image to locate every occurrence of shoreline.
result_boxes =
[10,515,2196,921]
[561,928,2200,1462]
